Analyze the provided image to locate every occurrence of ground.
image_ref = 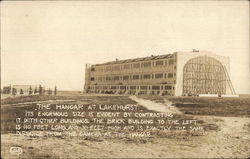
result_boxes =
[1,92,250,158]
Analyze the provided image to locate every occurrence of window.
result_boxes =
[169,59,174,65]
[168,73,173,78]
[152,86,160,90]
[114,76,119,80]
[155,73,163,79]
[111,86,116,89]
[98,77,102,81]
[124,64,130,69]
[143,74,151,79]
[120,86,126,89]
[91,67,95,71]
[103,86,108,89]
[130,86,136,89]
[143,62,151,67]
[90,77,95,81]
[106,76,111,81]
[123,75,129,80]
[114,65,120,71]
[140,86,148,90]
[133,63,140,68]
[133,75,140,80]
[165,86,172,90]
[155,60,164,66]
[106,66,111,71]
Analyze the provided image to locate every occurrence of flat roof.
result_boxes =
[94,53,174,66]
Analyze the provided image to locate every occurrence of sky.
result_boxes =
[1,1,249,94]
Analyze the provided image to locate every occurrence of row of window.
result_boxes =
[91,59,176,72]
[90,73,175,81]
[88,85,174,90]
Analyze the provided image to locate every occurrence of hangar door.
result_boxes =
[183,56,227,95]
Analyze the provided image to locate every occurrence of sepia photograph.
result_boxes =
[1,1,249,158]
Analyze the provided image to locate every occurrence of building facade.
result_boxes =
[84,50,235,96]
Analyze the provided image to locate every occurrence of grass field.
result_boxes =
[139,95,250,117]
[1,94,212,136]
[1,93,249,158]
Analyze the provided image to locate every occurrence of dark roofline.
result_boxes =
[94,53,175,66]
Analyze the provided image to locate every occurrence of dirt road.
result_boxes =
[129,96,182,114]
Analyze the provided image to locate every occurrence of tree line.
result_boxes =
[11,85,57,96]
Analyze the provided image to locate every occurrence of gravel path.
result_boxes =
[129,96,182,114]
